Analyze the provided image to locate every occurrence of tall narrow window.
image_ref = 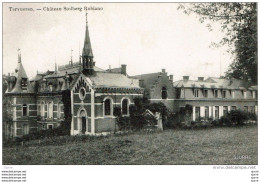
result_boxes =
[122,99,129,115]
[180,88,185,98]
[48,102,53,118]
[215,106,219,119]
[205,106,209,120]
[104,99,112,116]
[162,87,167,99]
[41,102,45,117]
[22,104,27,116]
[223,106,228,116]
[195,107,200,121]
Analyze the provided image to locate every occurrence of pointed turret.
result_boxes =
[11,49,33,93]
[82,12,95,75]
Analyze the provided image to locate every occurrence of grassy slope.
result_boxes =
[3,126,257,165]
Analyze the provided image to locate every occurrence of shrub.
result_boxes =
[227,110,249,126]
[218,110,252,126]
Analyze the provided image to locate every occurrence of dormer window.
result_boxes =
[253,91,256,99]
[204,90,208,98]
[241,90,247,99]
[232,90,235,98]
[161,87,167,99]
[194,89,199,97]
[222,90,226,98]
[214,90,218,98]
[21,78,27,90]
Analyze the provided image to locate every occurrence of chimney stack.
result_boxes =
[183,76,189,82]
[121,64,127,76]
[198,77,204,81]
[169,75,173,82]
[162,69,166,73]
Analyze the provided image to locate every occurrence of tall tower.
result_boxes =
[82,12,94,75]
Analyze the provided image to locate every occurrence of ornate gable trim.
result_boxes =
[71,73,93,93]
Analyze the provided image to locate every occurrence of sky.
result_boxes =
[3,3,233,81]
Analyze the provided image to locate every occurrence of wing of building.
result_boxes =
[132,72,257,122]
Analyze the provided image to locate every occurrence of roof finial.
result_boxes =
[70,49,73,66]
[86,12,88,25]
[55,56,57,73]
[79,41,81,64]
[18,48,21,63]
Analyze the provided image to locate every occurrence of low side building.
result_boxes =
[173,76,258,121]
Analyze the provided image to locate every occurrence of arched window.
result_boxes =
[48,102,53,118]
[41,102,45,117]
[104,98,112,116]
[122,98,129,115]
[22,104,27,116]
[49,84,53,92]
[162,87,167,99]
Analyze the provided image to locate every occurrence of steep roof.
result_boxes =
[89,72,141,89]
[174,77,255,90]
[32,63,104,80]
[106,67,122,74]
[9,60,34,94]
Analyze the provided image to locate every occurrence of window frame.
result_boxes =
[161,87,168,99]
[22,104,28,117]
[103,97,113,117]
[47,102,53,119]
[194,89,199,98]
[79,87,87,101]
[204,90,208,98]
[121,97,130,116]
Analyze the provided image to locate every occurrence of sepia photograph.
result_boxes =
[2,2,258,172]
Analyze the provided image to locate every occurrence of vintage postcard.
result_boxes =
[1,2,258,182]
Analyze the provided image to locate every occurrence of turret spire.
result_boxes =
[82,11,94,75]
[82,12,93,57]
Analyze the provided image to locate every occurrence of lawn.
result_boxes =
[2,125,257,165]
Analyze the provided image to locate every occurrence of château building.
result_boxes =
[4,16,143,138]
[4,15,258,138]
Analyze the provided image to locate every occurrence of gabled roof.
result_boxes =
[89,72,141,89]
[131,72,161,91]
